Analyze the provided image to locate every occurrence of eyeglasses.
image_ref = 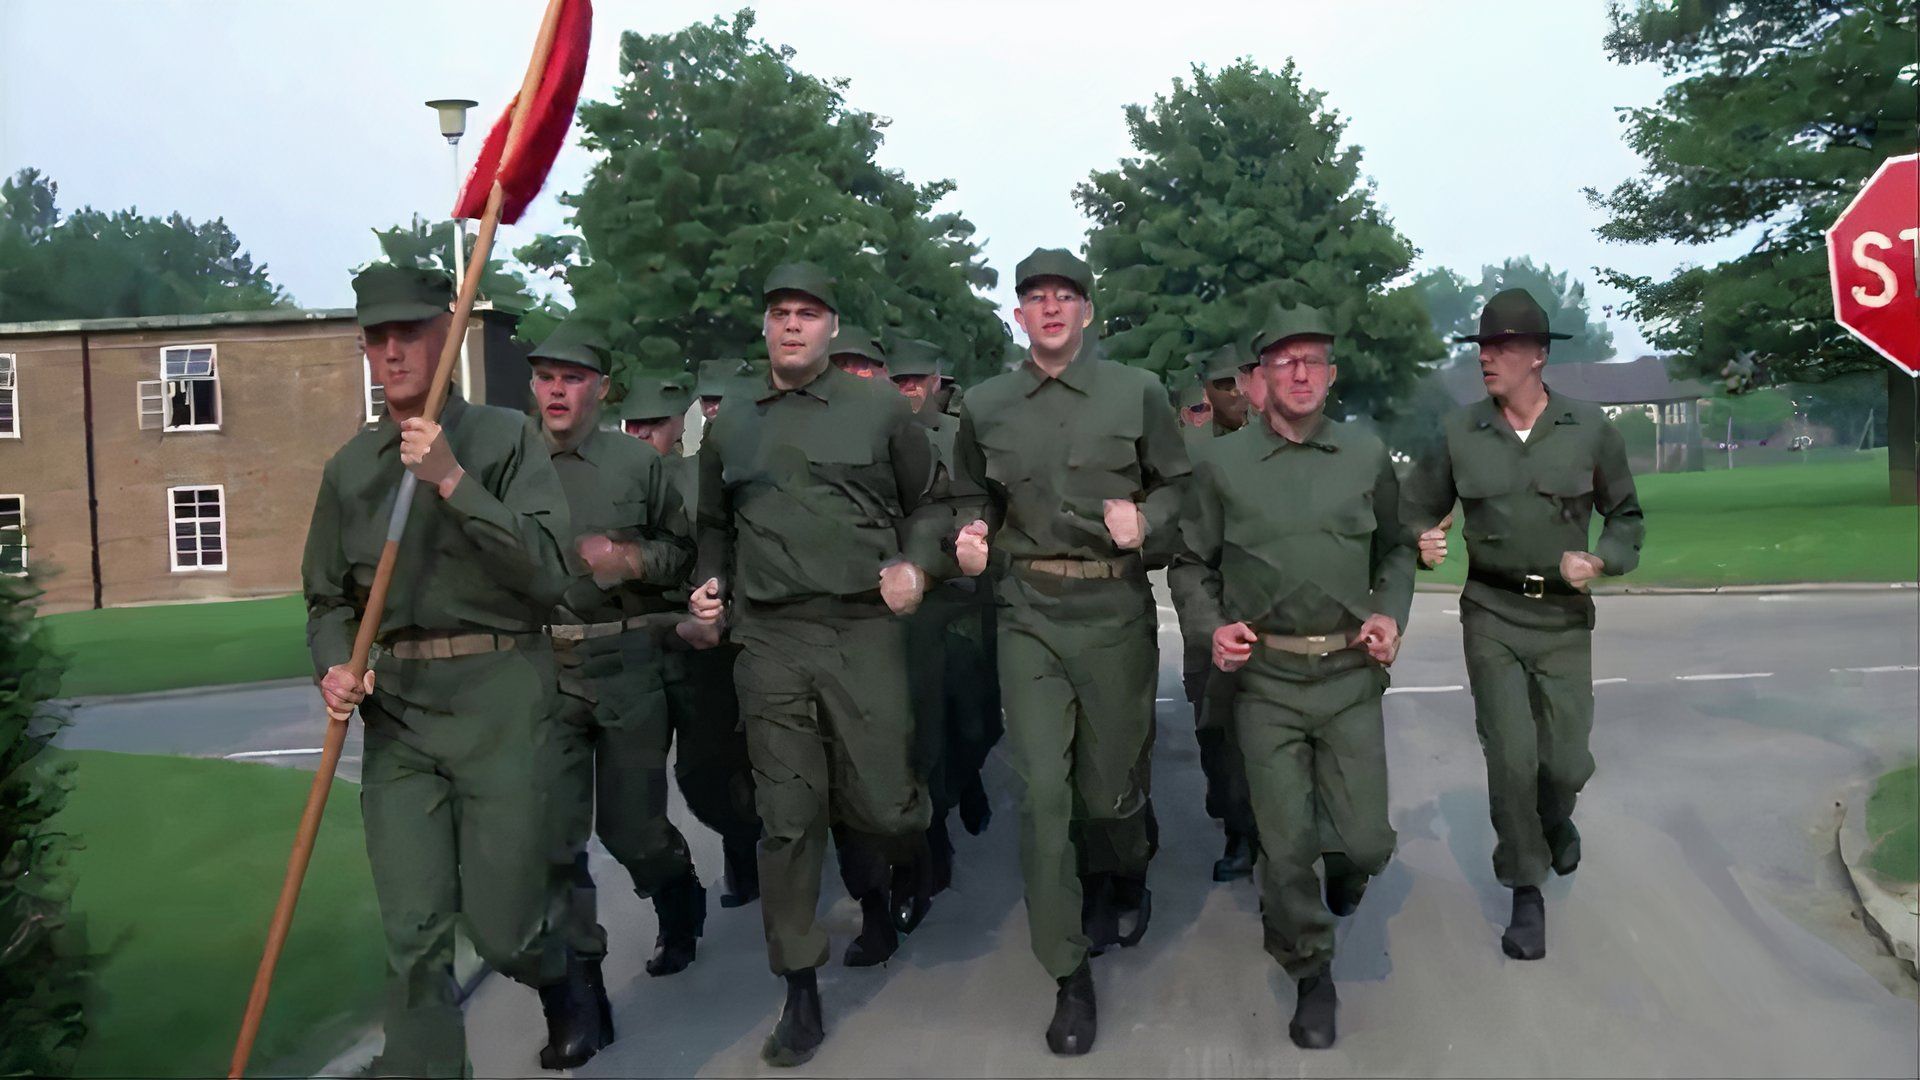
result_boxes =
[1261,356,1330,375]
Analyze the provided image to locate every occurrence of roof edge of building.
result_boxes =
[0,307,359,337]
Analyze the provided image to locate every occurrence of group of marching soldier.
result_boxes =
[305,247,1643,1076]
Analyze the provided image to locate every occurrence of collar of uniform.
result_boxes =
[550,423,610,462]
[1471,390,1578,436]
[1256,412,1340,456]
[1020,351,1093,396]
[755,361,839,405]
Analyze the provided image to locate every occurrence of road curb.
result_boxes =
[1413,581,1916,596]
[311,937,491,1077]
[59,675,312,709]
[1837,778,1918,981]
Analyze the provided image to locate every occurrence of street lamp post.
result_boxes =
[426,98,479,396]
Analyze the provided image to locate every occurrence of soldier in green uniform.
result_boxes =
[1173,302,1415,1049]
[620,378,763,908]
[1171,343,1260,882]
[687,262,951,1067]
[304,265,574,1077]
[885,338,1002,926]
[829,326,890,381]
[1402,288,1644,961]
[1171,370,1214,429]
[526,320,706,1070]
[693,358,736,423]
[950,248,1190,1055]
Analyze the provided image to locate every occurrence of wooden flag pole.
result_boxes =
[226,3,567,1074]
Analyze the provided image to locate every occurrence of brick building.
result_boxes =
[0,307,533,613]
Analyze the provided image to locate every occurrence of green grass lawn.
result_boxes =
[42,594,309,697]
[1865,761,1918,885]
[61,750,384,1078]
[1421,450,1918,589]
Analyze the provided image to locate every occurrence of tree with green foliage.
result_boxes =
[0,168,290,323]
[517,9,1005,386]
[368,215,548,316]
[1586,0,1917,385]
[0,574,86,1077]
[1072,59,1440,419]
[1415,258,1617,365]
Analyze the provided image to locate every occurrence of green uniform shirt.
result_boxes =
[696,363,954,606]
[1172,416,1416,639]
[302,395,572,677]
[546,426,694,624]
[920,408,959,474]
[1172,419,1240,667]
[661,451,698,529]
[1401,393,1644,627]
[952,351,1191,566]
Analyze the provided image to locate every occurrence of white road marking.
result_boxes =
[1592,677,1630,686]
[1385,685,1465,695]
[1830,665,1919,674]
[1442,608,1460,615]
[1675,672,1773,682]
[224,748,324,760]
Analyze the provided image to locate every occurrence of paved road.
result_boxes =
[59,590,1920,1076]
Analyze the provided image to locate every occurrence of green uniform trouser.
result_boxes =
[549,630,694,958]
[732,603,931,974]
[359,640,565,1079]
[1182,667,1256,838]
[1461,603,1595,888]
[907,582,1002,816]
[1237,651,1395,978]
[998,568,1158,979]
[662,642,760,848]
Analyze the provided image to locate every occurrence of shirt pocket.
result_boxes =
[1534,465,1596,526]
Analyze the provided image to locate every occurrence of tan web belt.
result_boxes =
[382,631,518,661]
[1261,632,1351,657]
[545,615,651,643]
[1017,555,1141,580]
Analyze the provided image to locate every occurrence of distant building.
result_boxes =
[1436,354,1710,473]
[0,307,534,613]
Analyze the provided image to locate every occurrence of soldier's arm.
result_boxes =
[950,404,1002,536]
[623,451,695,586]
[1369,452,1418,630]
[1137,378,1194,563]
[693,424,734,600]
[889,398,959,579]
[1400,433,1457,531]
[441,417,573,609]
[301,462,357,679]
[1590,419,1645,576]
[1167,457,1228,633]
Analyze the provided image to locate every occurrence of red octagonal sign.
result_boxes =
[1828,153,1919,377]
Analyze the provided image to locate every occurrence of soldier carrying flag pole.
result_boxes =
[228,2,594,1075]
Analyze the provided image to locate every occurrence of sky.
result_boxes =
[0,0,1754,357]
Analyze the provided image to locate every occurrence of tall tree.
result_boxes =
[1073,59,1439,419]
[0,169,291,322]
[517,10,1005,386]
[1416,257,1617,365]
[368,215,547,315]
[1586,0,1917,385]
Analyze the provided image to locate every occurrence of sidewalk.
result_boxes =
[1838,778,1919,979]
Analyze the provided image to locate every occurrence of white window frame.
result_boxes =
[0,354,18,439]
[166,484,229,573]
[0,494,24,576]
[363,363,387,424]
[159,344,223,432]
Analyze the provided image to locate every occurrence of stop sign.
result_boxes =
[1828,153,1919,376]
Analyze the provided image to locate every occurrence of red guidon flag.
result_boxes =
[453,0,592,224]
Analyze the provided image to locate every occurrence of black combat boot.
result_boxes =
[842,889,899,967]
[1547,819,1582,876]
[720,833,761,908]
[1288,969,1337,1049]
[1045,960,1097,1055]
[1111,874,1152,947]
[1501,885,1546,960]
[1212,831,1255,882]
[1081,872,1117,955]
[537,951,612,1070]
[1323,853,1368,917]
[645,874,707,977]
[760,968,825,1067]
[959,773,993,835]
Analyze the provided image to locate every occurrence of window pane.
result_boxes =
[198,488,220,506]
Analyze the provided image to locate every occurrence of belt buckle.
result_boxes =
[1306,635,1330,647]
[1522,574,1546,600]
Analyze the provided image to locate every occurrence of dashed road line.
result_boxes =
[1675,672,1773,682]
[225,748,324,760]
[1592,677,1630,686]
[1385,685,1464,695]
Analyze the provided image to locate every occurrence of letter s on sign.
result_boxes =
[1850,228,1920,309]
